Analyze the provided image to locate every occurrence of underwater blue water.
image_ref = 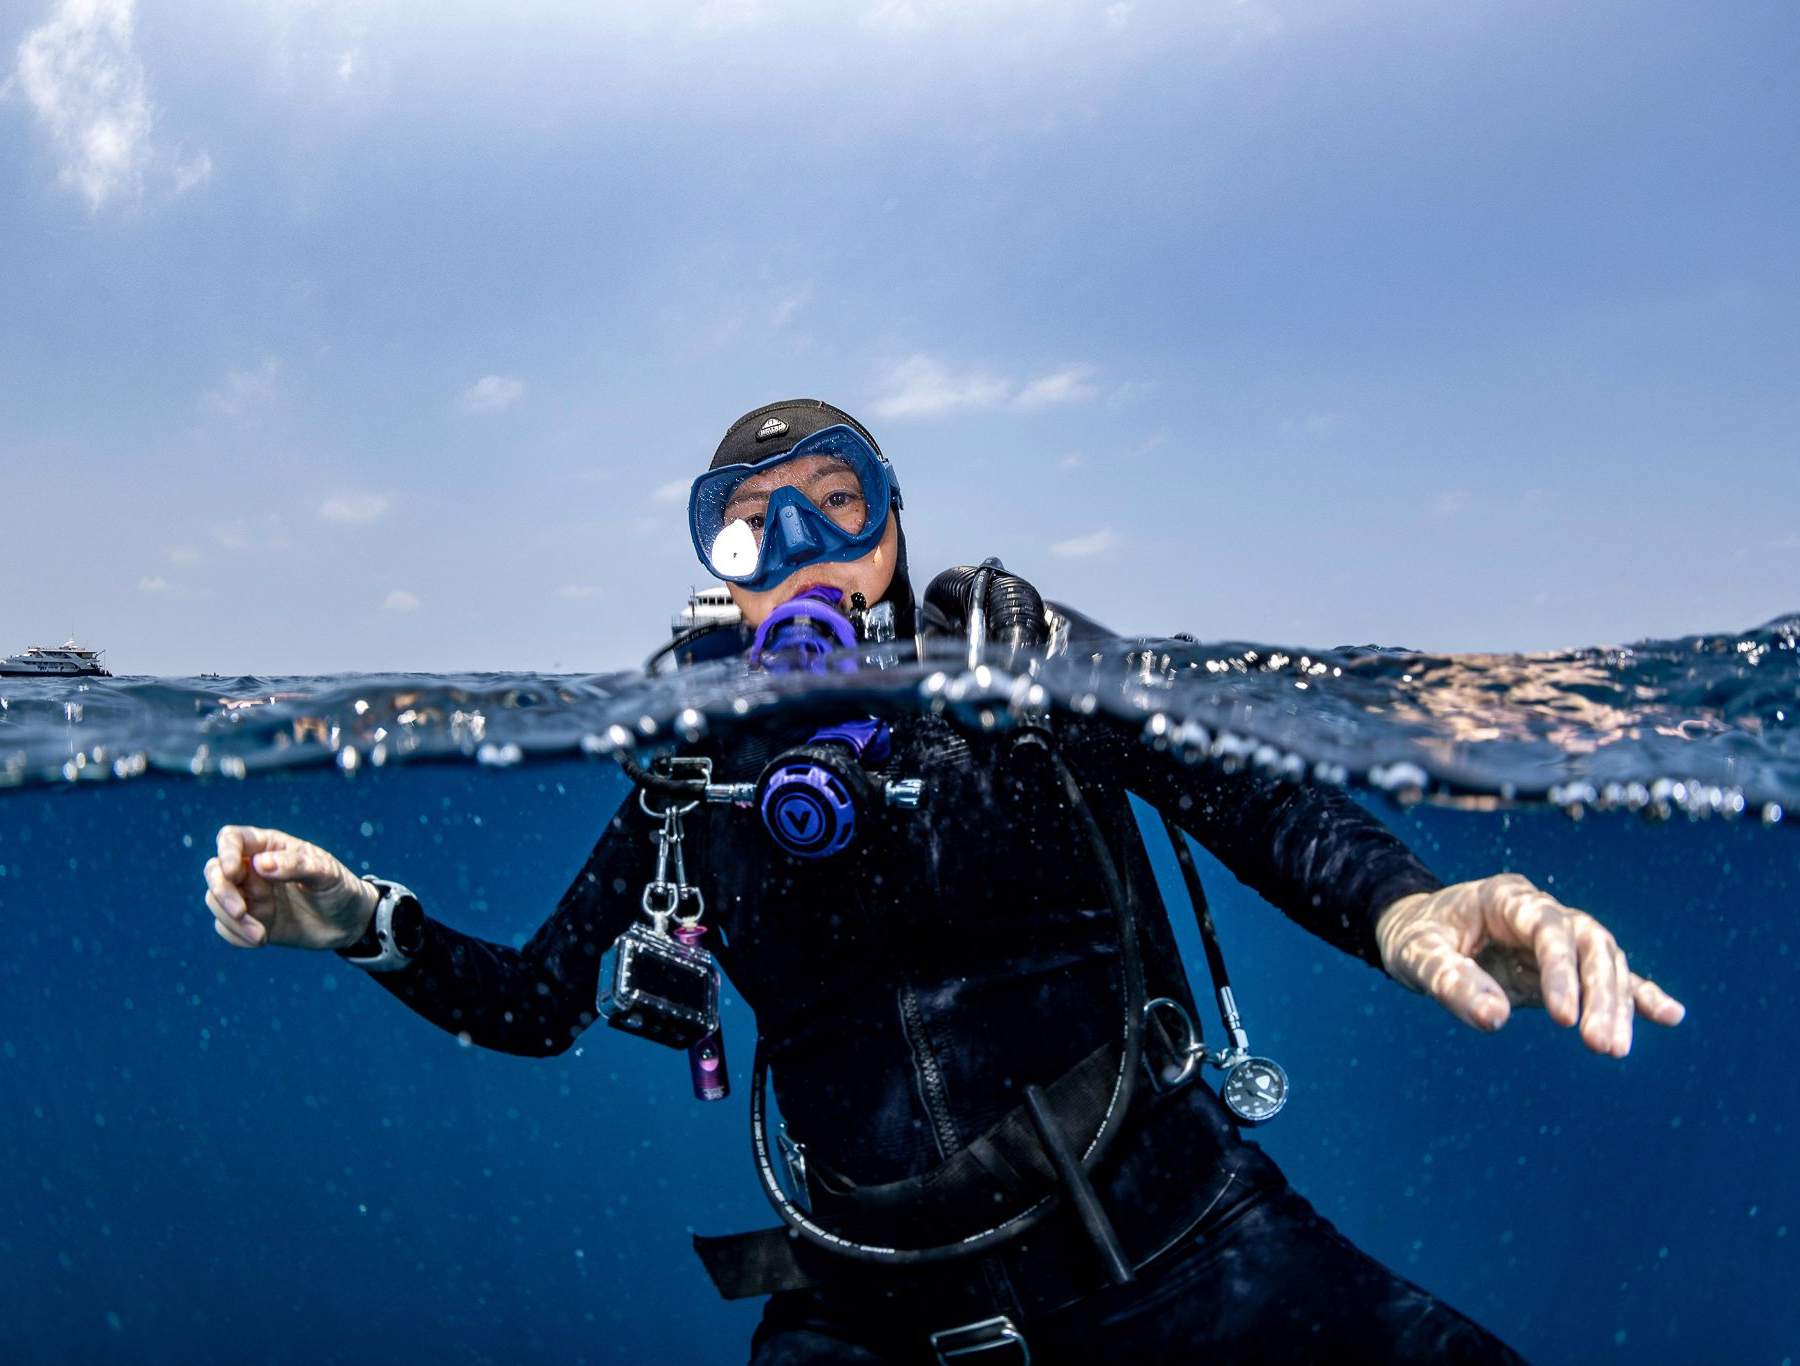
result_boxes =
[1,624,1796,1363]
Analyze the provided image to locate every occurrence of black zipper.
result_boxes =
[898,982,962,1158]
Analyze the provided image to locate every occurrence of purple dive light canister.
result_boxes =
[673,924,729,1102]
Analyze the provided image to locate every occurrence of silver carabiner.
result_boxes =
[639,785,705,932]
[641,880,680,935]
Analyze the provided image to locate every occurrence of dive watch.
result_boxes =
[335,877,424,972]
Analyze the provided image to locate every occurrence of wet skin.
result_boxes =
[1376,873,1685,1055]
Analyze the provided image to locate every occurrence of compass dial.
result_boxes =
[1222,1056,1289,1125]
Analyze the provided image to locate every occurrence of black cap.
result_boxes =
[708,398,885,471]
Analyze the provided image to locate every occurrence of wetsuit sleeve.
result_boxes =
[363,792,653,1056]
[1086,724,1443,967]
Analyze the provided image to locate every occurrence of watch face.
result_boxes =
[1223,1057,1289,1125]
[390,894,425,956]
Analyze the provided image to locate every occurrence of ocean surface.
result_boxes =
[1,617,1795,1363]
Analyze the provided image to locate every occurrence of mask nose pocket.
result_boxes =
[768,491,823,561]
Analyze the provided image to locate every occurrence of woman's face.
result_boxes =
[719,453,899,626]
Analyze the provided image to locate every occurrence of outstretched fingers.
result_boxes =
[1394,874,1687,1056]
[1495,877,1676,1056]
[1405,929,1513,1033]
[1609,943,1634,1056]
[1524,902,1581,1028]
[1571,920,1623,1054]
[1631,973,1687,1027]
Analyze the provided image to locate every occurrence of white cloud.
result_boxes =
[459,374,525,413]
[335,49,358,82]
[202,358,279,418]
[172,149,212,195]
[1059,452,1084,469]
[862,0,1132,38]
[871,355,1107,419]
[13,0,149,209]
[869,356,1013,420]
[623,514,664,541]
[1431,489,1472,518]
[319,491,391,525]
[137,574,171,593]
[698,311,746,352]
[213,522,250,552]
[1279,411,1341,438]
[558,584,603,601]
[769,284,811,329]
[1050,526,1120,559]
[862,0,932,32]
[383,589,420,612]
[1015,363,1099,411]
[164,544,201,564]
[651,478,690,505]
[1104,2,1135,30]
[12,0,206,210]
[862,0,989,33]
[694,0,768,30]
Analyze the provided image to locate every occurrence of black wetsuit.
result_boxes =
[368,710,1526,1363]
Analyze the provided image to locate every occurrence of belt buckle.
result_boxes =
[930,1315,1030,1364]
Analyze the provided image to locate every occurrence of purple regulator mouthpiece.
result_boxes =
[749,586,859,675]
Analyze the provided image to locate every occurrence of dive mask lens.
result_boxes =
[688,426,896,591]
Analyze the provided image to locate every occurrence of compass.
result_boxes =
[1221,1056,1289,1125]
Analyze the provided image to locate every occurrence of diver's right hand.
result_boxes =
[202,826,378,952]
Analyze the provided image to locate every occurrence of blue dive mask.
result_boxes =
[688,425,901,593]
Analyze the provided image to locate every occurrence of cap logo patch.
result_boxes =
[755,417,789,441]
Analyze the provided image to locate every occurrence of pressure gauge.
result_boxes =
[1222,1056,1289,1125]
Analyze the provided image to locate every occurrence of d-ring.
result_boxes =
[1142,996,1202,1093]
[639,788,700,819]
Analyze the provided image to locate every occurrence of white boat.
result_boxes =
[0,639,112,677]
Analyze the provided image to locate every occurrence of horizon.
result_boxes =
[6,602,1800,682]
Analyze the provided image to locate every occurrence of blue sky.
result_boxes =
[3,0,1795,675]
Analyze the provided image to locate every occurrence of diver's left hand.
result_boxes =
[1374,873,1686,1056]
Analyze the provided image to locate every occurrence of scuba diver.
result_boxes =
[200,399,1685,1363]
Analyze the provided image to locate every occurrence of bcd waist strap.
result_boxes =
[694,1041,1119,1298]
